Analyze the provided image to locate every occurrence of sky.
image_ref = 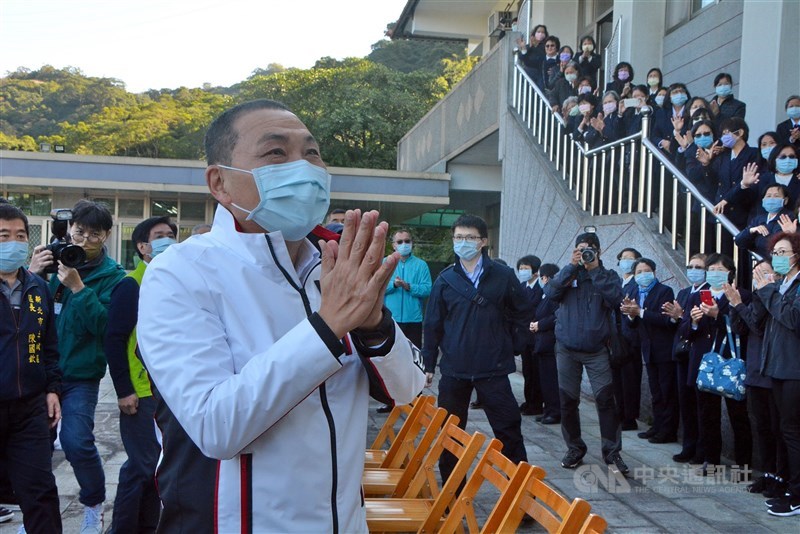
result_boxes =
[0,0,410,93]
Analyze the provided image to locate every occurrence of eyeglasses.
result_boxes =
[70,229,105,243]
[452,235,482,243]
[695,132,712,138]
[395,239,412,244]
[545,44,557,48]
[771,249,796,257]
[686,265,705,270]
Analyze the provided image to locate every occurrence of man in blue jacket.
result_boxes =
[423,214,534,482]
[0,201,62,532]
[545,232,628,474]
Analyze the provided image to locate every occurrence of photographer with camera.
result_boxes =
[545,232,628,474]
[29,199,125,533]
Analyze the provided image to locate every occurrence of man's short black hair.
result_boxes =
[516,255,541,271]
[633,258,656,272]
[451,214,488,239]
[0,199,29,237]
[204,99,291,165]
[705,253,736,282]
[575,232,600,250]
[132,216,178,259]
[539,263,559,278]
[72,199,113,232]
[616,247,642,261]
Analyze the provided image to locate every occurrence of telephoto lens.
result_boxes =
[581,248,597,264]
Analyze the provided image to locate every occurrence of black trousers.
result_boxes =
[612,347,642,424]
[646,360,679,437]
[772,379,800,498]
[436,374,526,483]
[536,350,560,419]
[748,385,785,477]
[520,345,543,412]
[0,394,62,533]
[696,389,751,466]
[396,322,422,349]
[676,357,700,457]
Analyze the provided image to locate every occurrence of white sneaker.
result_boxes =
[80,504,103,534]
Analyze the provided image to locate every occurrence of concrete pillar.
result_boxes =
[530,0,579,49]
[612,0,666,86]
[739,0,800,138]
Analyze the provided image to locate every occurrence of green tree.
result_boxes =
[368,36,466,74]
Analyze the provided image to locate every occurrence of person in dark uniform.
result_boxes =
[516,255,544,417]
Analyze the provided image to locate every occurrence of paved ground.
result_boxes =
[1,365,793,533]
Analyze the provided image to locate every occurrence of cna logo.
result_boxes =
[573,464,631,494]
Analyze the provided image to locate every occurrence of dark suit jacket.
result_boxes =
[776,118,800,148]
[533,289,558,354]
[650,106,691,167]
[629,282,676,364]
[520,281,543,347]
[734,208,794,259]
[620,278,641,348]
[710,145,759,228]
[673,283,708,358]
[684,144,718,213]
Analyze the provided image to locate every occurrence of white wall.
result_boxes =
[613,0,666,86]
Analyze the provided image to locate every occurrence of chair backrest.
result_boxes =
[387,403,450,496]
[429,439,534,534]
[495,468,592,533]
[578,513,608,534]
[401,418,483,505]
[370,395,433,453]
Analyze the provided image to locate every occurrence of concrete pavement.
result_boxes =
[1,364,792,533]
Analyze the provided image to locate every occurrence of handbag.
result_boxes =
[607,309,633,370]
[695,316,746,401]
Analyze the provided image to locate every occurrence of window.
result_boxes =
[6,192,51,216]
[119,223,139,270]
[92,197,115,215]
[667,0,717,31]
[119,198,143,218]
[180,200,206,220]
[692,0,716,14]
[151,199,178,217]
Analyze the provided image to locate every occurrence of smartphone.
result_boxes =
[700,290,714,307]
[623,98,639,109]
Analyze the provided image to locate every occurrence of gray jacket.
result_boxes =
[757,277,800,380]
[545,262,624,353]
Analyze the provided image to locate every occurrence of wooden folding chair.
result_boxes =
[431,439,540,534]
[578,513,608,534]
[362,403,450,497]
[494,468,592,533]
[366,396,434,468]
[365,421,486,533]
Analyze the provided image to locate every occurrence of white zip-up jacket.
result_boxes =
[138,206,425,533]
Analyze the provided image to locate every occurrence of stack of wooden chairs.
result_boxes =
[364,396,609,533]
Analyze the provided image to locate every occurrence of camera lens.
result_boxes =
[581,249,596,263]
[59,244,87,267]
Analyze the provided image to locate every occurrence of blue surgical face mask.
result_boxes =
[695,133,713,149]
[654,95,665,107]
[787,106,800,120]
[720,132,737,149]
[776,157,798,175]
[635,272,655,288]
[517,268,532,283]
[618,258,635,274]
[453,240,480,261]
[772,254,796,276]
[396,243,412,256]
[150,237,177,258]
[0,241,29,272]
[537,277,546,288]
[761,146,774,160]
[686,268,706,285]
[706,270,729,289]
[762,197,785,214]
[671,93,688,107]
[220,159,331,242]
[715,84,732,98]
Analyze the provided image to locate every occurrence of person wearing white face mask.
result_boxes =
[678,253,753,475]
[104,216,178,534]
[422,214,534,484]
[0,201,62,533]
[136,99,425,533]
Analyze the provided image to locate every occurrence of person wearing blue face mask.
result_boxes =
[379,229,432,413]
[530,263,562,425]
[775,94,800,149]
[423,214,534,484]
[136,99,425,533]
[678,253,752,475]
[651,83,692,163]
[709,72,746,124]
[0,201,62,533]
[620,258,679,445]
[614,247,644,432]
[515,254,544,417]
[735,184,794,260]
[104,215,178,534]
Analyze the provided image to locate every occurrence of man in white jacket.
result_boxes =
[137,99,425,533]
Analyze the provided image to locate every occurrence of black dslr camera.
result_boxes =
[44,209,86,274]
[580,247,597,264]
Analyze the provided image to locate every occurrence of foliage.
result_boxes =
[368,37,466,74]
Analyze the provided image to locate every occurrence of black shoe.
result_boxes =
[534,415,544,422]
[672,450,695,463]
[767,495,800,517]
[637,427,657,439]
[470,401,483,409]
[764,476,788,498]
[648,434,678,444]
[765,494,790,507]
[376,404,393,414]
[748,474,770,494]
[561,450,584,469]
[540,415,561,425]
[606,452,630,475]
[621,420,638,431]
[0,507,13,523]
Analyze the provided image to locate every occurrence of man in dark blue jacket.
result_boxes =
[0,201,62,532]
[545,232,628,473]
[423,214,534,482]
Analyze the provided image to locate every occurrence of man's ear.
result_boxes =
[206,166,231,205]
